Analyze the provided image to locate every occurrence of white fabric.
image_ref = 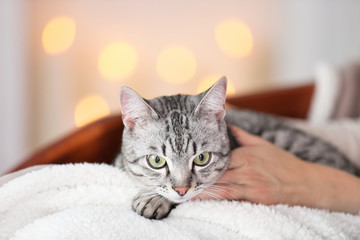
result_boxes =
[308,62,340,124]
[0,165,50,187]
[1,163,360,240]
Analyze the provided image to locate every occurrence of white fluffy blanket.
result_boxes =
[1,163,359,240]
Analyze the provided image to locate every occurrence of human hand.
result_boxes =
[195,126,360,214]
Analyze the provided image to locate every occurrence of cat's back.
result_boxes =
[225,109,285,135]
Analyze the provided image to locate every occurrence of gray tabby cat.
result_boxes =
[114,77,359,220]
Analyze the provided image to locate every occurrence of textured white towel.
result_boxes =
[1,163,359,240]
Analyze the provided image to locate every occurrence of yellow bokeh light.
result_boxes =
[98,42,138,81]
[156,45,197,84]
[198,75,236,96]
[74,95,110,127]
[215,19,253,58]
[42,16,76,55]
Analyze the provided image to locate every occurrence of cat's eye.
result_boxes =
[193,152,211,166]
[147,154,167,169]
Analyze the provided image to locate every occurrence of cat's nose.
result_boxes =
[174,186,190,196]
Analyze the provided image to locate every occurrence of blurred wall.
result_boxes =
[274,0,360,82]
[0,0,30,173]
[1,0,360,174]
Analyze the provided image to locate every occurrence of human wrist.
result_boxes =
[289,161,320,207]
[302,163,360,214]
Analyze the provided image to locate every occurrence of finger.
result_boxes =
[229,125,270,146]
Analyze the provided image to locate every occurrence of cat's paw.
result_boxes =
[132,192,175,219]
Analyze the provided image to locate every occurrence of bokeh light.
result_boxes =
[98,42,138,81]
[156,45,197,84]
[198,75,236,96]
[215,19,253,58]
[42,16,76,55]
[74,95,110,127]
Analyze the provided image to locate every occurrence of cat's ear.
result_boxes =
[194,76,227,120]
[119,87,158,129]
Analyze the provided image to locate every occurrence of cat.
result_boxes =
[114,77,359,220]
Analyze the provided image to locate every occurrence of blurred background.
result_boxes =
[1,0,360,174]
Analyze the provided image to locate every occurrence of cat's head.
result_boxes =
[119,77,230,203]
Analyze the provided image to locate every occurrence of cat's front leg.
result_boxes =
[132,191,175,219]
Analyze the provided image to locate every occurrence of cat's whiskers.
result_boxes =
[215,180,245,187]
[207,183,233,191]
[197,185,226,201]
[197,183,235,201]
[206,185,237,201]
[199,190,224,201]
